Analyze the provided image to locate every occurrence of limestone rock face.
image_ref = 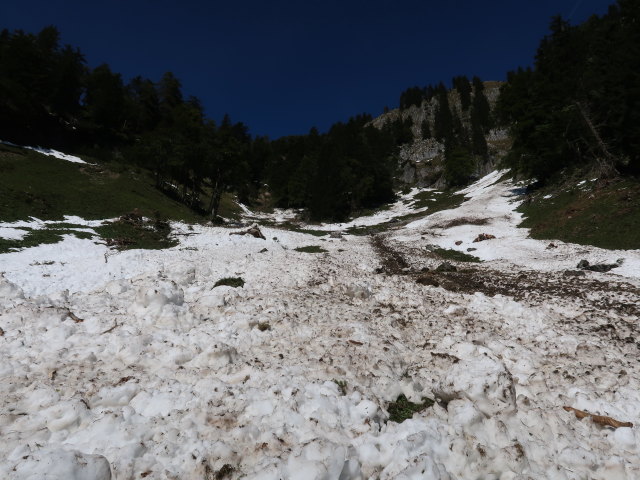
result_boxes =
[369,81,510,189]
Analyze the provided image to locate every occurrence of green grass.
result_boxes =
[410,190,465,211]
[293,228,330,237]
[432,247,481,263]
[294,245,327,253]
[519,177,640,250]
[0,214,179,253]
[214,277,245,288]
[0,227,93,254]
[270,222,329,237]
[351,202,394,218]
[0,144,205,223]
[94,219,177,251]
[333,379,347,396]
[41,222,90,229]
[387,394,434,423]
[217,192,244,220]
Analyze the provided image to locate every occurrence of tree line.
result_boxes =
[497,0,640,182]
[0,26,253,219]
[0,25,498,222]
[4,3,636,221]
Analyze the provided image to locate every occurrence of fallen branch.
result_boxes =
[430,352,460,363]
[66,310,84,323]
[563,406,633,428]
[114,376,134,386]
[101,320,121,335]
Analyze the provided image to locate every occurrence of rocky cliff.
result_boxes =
[370,81,510,188]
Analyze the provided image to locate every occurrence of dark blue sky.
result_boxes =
[2,0,614,138]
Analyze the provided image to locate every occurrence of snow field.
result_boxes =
[0,171,639,479]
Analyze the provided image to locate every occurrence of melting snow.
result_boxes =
[1,140,89,164]
[0,171,639,479]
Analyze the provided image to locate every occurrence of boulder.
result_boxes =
[473,233,496,243]
[230,224,266,240]
[577,258,624,272]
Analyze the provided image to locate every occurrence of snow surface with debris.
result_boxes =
[399,170,640,278]
[1,171,639,479]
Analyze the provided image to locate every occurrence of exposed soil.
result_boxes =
[372,233,640,322]
[431,217,489,229]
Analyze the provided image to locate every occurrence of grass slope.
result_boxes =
[0,144,204,223]
[519,177,640,250]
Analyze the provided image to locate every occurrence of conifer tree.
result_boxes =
[453,75,472,111]
[472,76,491,131]
[421,119,431,139]
[433,90,453,142]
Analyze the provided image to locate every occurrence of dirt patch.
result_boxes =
[375,235,640,320]
[432,217,490,229]
[371,235,409,274]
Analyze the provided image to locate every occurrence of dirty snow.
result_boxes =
[1,171,639,479]
[400,170,640,278]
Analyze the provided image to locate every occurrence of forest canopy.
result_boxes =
[3,1,637,222]
[497,0,640,181]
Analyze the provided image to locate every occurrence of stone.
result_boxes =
[473,233,496,243]
[577,259,623,273]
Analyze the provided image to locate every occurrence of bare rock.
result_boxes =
[473,233,496,243]
[230,224,266,240]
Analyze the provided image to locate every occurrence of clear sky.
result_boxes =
[2,0,614,139]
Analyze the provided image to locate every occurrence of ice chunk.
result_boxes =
[12,448,111,479]
[433,344,516,416]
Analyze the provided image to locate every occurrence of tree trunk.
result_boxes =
[574,101,618,177]
[208,174,223,221]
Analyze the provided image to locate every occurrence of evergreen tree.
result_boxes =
[497,2,640,179]
[399,86,424,110]
[444,145,474,186]
[157,71,183,123]
[421,119,431,139]
[83,64,127,142]
[471,76,491,131]
[471,118,488,157]
[127,76,160,133]
[451,109,468,147]
[433,89,453,142]
[453,75,472,110]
